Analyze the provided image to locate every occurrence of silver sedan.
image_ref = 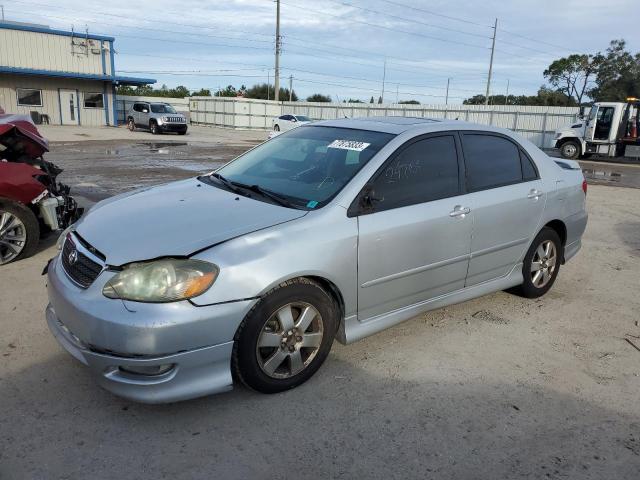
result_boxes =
[46,117,588,403]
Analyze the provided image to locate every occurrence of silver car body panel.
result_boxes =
[46,117,587,402]
[73,178,307,266]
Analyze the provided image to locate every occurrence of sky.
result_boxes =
[2,0,639,104]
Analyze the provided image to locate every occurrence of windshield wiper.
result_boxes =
[207,173,298,209]
[208,172,246,196]
[236,183,297,209]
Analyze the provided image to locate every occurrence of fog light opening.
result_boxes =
[119,364,175,376]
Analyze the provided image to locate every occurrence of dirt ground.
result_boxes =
[1,129,640,479]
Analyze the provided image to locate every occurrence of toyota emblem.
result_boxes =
[68,249,78,265]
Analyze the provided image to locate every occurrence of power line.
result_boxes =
[279,0,491,51]
[376,0,493,28]
[321,0,492,40]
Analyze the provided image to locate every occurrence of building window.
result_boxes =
[17,88,43,107]
[84,92,104,109]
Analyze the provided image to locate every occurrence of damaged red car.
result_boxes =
[0,114,82,265]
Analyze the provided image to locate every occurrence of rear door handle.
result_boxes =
[527,189,543,199]
[449,205,471,218]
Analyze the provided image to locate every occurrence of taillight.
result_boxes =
[582,180,588,195]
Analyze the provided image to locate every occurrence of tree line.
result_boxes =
[117,39,638,106]
[465,39,639,106]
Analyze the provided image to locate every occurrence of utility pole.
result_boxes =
[485,18,497,106]
[289,75,293,102]
[445,78,451,105]
[1,5,4,21]
[267,70,270,101]
[274,0,281,102]
[395,84,399,104]
[381,58,387,104]
[505,79,510,105]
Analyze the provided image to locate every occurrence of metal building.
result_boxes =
[0,21,155,126]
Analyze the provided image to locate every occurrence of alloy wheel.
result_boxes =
[256,302,324,379]
[530,240,557,288]
[0,211,27,264]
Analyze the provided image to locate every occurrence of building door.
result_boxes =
[59,90,79,125]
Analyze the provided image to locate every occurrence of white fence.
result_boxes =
[189,97,580,148]
[115,95,190,124]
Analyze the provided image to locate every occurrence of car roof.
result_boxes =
[311,116,469,134]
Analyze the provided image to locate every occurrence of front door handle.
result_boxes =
[449,205,471,218]
[527,189,543,199]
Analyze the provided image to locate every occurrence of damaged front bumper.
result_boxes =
[46,254,256,403]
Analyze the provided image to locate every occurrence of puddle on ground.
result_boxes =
[582,168,623,184]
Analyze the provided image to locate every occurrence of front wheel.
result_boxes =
[150,121,159,135]
[273,124,280,132]
[560,140,580,159]
[517,227,562,298]
[232,278,337,393]
[0,202,40,265]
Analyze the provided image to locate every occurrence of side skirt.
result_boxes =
[336,263,523,345]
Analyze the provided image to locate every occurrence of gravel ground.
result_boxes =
[1,130,640,479]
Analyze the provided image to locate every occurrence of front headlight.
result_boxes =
[103,259,218,303]
[162,116,169,122]
[56,225,75,250]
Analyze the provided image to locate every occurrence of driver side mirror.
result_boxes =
[347,184,383,217]
[291,118,297,122]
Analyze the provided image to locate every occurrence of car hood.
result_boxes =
[75,178,307,266]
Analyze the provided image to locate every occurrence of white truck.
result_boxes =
[554,98,640,160]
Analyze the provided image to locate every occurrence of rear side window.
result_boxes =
[462,134,523,191]
[371,135,460,211]
[520,151,538,181]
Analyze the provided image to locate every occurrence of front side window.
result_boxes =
[369,135,460,212]
[211,126,395,209]
[84,92,104,108]
[462,134,523,191]
[17,88,42,106]
[150,104,177,114]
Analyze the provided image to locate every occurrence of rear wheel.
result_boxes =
[0,201,40,265]
[127,118,135,132]
[232,278,337,393]
[517,227,562,298]
[560,140,580,159]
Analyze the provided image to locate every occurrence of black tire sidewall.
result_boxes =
[561,141,580,159]
[233,280,337,394]
[520,227,562,298]
[127,118,135,131]
[0,201,40,265]
[150,121,158,134]
[274,124,280,131]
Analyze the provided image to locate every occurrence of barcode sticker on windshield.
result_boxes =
[327,140,370,151]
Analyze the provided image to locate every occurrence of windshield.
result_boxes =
[214,126,395,209]
[295,115,311,122]
[150,104,177,114]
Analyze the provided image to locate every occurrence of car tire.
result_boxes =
[0,201,40,265]
[127,118,135,132]
[516,227,562,299]
[274,124,280,132]
[232,278,338,394]
[560,140,580,159]
[150,121,159,135]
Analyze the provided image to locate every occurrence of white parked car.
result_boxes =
[273,114,312,132]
